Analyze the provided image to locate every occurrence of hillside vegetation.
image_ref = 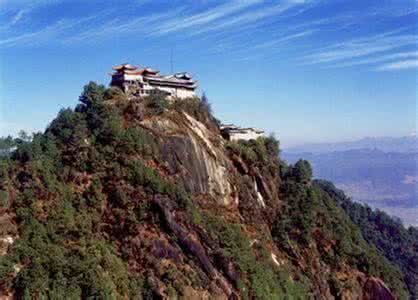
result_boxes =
[0,82,414,299]
[316,180,418,299]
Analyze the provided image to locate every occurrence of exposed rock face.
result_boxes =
[363,278,396,300]
[339,272,397,300]
[142,112,233,206]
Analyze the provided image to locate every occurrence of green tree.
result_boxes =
[200,92,212,115]
[18,130,32,143]
[293,159,313,183]
[0,136,17,158]
[77,81,106,110]
[145,90,169,115]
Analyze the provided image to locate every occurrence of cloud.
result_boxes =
[330,51,418,68]
[377,59,418,71]
[0,14,99,47]
[150,0,262,35]
[63,8,185,43]
[0,9,27,31]
[0,0,66,12]
[188,1,306,35]
[2,0,264,46]
[253,29,316,49]
[10,9,26,25]
[0,0,321,52]
[369,4,418,18]
[1,0,415,73]
[301,29,417,65]
[65,0,310,43]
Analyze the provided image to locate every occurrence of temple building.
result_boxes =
[110,63,197,99]
[220,124,265,141]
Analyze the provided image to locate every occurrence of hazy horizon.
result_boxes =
[281,133,418,149]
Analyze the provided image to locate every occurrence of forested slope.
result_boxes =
[317,180,418,299]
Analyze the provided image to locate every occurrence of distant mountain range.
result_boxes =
[285,135,417,154]
[282,136,417,226]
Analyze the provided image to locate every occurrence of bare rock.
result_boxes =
[142,113,233,205]
[363,277,396,300]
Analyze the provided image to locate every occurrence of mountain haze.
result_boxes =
[285,136,418,154]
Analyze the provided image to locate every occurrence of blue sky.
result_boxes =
[0,0,417,147]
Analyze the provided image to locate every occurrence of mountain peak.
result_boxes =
[0,82,412,299]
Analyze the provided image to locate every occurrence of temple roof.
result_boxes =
[123,70,144,75]
[112,63,137,71]
[139,67,159,75]
[109,63,198,89]
[174,72,192,80]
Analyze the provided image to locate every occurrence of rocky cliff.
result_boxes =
[0,83,409,299]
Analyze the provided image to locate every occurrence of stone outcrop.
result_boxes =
[141,112,233,206]
[363,277,396,300]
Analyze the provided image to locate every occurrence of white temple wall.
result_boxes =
[230,131,264,141]
[174,88,195,99]
[154,86,195,99]
[123,74,143,81]
[153,86,174,96]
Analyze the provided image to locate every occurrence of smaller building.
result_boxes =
[220,124,264,141]
[109,63,197,99]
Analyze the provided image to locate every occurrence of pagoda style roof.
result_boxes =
[109,63,198,91]
[174,72,192,80]
[139,67,159,75]
[112,63,137,71]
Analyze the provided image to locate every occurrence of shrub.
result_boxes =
[170,95,220,130]
[84,177,105,208]
[226,137,280,168]
[126,160,192,209]
[200,213,302,299]
[0,256,14,280]
[118,127,159,159]
[78,81,107,110]
[94,106,124,145]
[144,91,169,115]
[109,186,130,207]
[292,159,313,183]
[0,136,17,158]
[225,141,257,163]
[0,190,9,208]
[264,134,280,157]
[0,160,10,182]
[135,202,150,222]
